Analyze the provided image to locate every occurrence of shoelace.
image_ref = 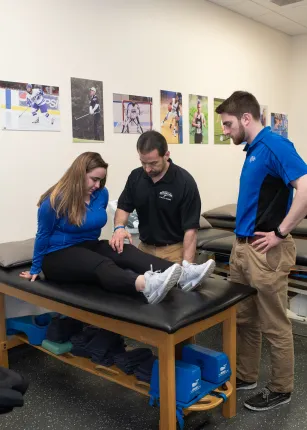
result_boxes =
[148,264,161,276]
[144,265,163,298]
[260,387,271,400]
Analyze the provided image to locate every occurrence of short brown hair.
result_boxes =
[137,130,168,157]
[215,91,260,120]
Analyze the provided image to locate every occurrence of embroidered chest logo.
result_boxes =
[249,155,256,163]
[159,191,173,201]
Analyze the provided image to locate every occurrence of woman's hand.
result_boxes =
[19,271,39,282]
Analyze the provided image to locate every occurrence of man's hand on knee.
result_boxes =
[109,228,132,253]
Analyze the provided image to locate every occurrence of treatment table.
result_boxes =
[202,203,307,239]
[0,265,256,429]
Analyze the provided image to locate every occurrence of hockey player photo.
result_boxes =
[71,77,104,143]
[113,93,152,134]
[160,90,183,144]
[0,80,60,131]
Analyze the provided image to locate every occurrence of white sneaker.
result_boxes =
[143,264,182,305]
[178,259,216,292]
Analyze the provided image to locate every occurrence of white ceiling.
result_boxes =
[207,0,307,35]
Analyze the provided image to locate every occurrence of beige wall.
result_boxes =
[0,0,292,242]
[289,35,307,159]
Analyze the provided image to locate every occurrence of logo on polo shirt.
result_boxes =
[249,156,256,163]
[159,191,173,201]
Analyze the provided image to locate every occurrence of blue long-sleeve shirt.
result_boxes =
[30,187,109,275]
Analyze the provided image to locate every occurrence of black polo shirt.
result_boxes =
[117,160,201,246]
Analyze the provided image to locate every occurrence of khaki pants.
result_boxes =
[138,242,184,264]
[230,236,296,393]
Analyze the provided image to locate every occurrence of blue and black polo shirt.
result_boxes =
[236,127,307,237]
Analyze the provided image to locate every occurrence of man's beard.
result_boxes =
[147,160,167,177]
[148,168,163,177]
[232,123,246,145]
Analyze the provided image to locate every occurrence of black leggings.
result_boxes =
[42,240,173,295]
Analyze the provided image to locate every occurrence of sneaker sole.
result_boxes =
[237,382,257,391]
[150,265,182,305]
[182,260,216,292]
[244,396,291,411]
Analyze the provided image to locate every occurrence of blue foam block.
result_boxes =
[6,313,52,345]
[150,359,202,404]
[182,344,231,384]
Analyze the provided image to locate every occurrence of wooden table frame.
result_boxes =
[0,283,236,430]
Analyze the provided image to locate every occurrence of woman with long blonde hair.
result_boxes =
[19,152,184,304]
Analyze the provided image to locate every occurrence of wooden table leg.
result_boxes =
[0,293,8,368]
[159,334,177,430]
[222,305,236,418]
[175,336,196,359]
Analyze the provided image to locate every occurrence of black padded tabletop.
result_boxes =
[199,235,235,253]
[197,229,234,248]
[205,218,236,230]
[205,217,307,237]
[0,266,256,334]
[294,239,307,266]
[198,235,307,267]
[292,219,307,237]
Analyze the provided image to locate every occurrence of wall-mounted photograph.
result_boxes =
[0,80,60,131]
[189,94,208,144]
[71,77,104,143]
[271,112,288,138]
[160,90,183,144]
[214,98,230,144]
[260,105,268,127]
[113,93,152,134]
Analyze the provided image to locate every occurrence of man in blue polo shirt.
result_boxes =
[216,91,307,412]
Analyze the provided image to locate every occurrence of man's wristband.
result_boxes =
[274,226,288,239]
[114,225,125,232]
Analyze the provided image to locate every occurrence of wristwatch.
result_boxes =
[274,226,288,239]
